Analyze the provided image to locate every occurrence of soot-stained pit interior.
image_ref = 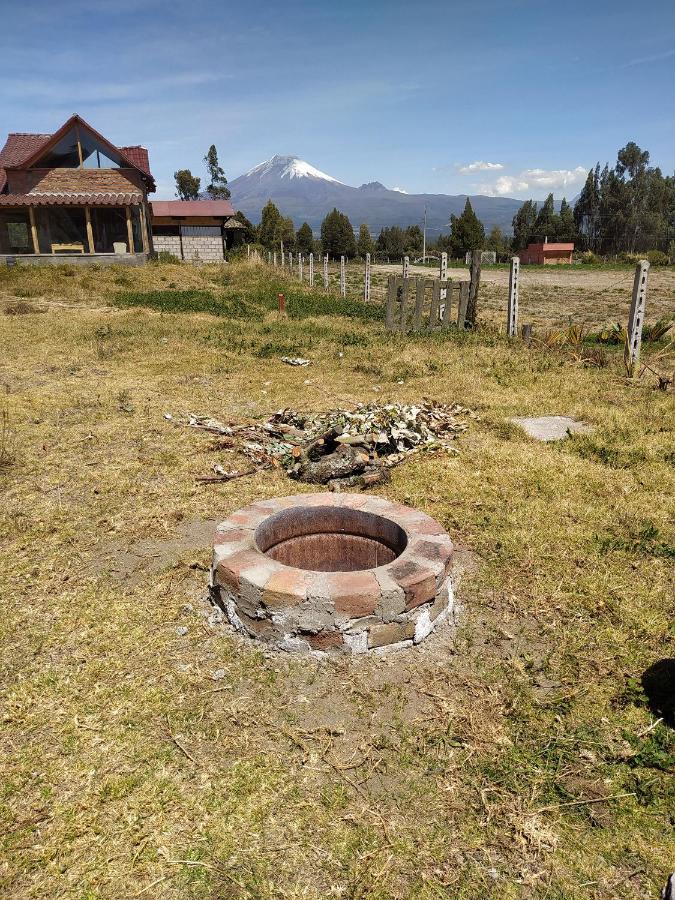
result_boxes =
[211,494,456,654]
[255,507,408,572]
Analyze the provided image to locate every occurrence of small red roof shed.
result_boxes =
[520,242,574,265]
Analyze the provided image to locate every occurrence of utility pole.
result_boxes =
[422,206,427,263]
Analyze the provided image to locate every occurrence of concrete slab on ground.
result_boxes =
[511,415,592,442]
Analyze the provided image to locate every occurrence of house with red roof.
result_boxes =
[0,114,155,264]
[151,200,245,262]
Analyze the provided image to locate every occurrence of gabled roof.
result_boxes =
[0,114,154,194]
[151,199,236,218]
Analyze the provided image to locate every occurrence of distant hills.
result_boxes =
[227,155,523,236]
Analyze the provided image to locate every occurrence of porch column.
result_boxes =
[84,207,95,254]
[139,202,150,254]
[28,208,39,255]
[126,206,134,253]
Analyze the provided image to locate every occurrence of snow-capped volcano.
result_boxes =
[228,155,523,236]
[245,155,342,184]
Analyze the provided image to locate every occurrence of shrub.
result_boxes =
[646,249,669,267]
[581,251,599,265]
[155,251,181,264]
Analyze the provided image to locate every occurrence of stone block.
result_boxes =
[368,621,415,649]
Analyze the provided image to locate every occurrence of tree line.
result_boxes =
[173,140,674,262]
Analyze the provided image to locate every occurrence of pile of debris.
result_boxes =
[168,401,476,489]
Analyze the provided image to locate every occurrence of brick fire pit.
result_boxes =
[210,493,454,653]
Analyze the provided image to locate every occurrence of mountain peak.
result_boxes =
[245,155,342,184]
[359,181,387,191]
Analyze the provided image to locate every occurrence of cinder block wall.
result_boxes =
[182,235,224,262]
[152,234,225,262]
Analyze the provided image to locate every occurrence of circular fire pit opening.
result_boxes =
[255,506,408,572]
[211,494,455,654]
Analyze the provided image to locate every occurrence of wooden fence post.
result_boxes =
[439,252,447,303]
[399,276,410,331]
[413,278,425,331]
[385,275,396,330]
[626,259,649,375]
[507,256,519,337]
[442,279,454,327]
[364,252,371,302]
[457,281,469,328]
[403,255,410,279]
[466,250,481,326]
[323,254,329,289]
[340,256,346,297]
[429,280,440,330]
[309,252,314,286]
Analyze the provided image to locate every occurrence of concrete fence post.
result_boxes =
[364,252,371,302]
[247,244,250,259]
[403,255,410,279]
[273,251,277,267]
[507,256,520,337]
[309,252,314,286]
[440,251,447,303]
[340,256,346,297]
[323,254,329,289]
[627,259,650,375]
[299,254,303,282]
[268,251,272,265]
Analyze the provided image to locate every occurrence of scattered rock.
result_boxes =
[175,626,188,636]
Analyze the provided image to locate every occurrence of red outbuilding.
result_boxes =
[520,241,574,264]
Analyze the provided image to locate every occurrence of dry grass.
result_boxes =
[0,259,674,898]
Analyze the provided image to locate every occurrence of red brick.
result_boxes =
[215,550,264,592]
[304,630,344,650]
[389,559,437,610]
[262,568,312,609]
[329,571,379,617]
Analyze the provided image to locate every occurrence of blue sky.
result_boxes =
[1,0,674,201]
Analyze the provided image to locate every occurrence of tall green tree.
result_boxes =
[485,225,510,259]
[320,208,356,257]
[557,198,577,242]
[449,199,485,256]
[203,145,230,199]
[376,226,406,257]
[357,223,375,257]
[404,225,424,255]
[533,193,558,241]
[512,200,538,252]
[296,222,314,254]
[258,201,282,250]
[174,169,201,200]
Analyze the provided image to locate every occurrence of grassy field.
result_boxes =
[1,259,674,899]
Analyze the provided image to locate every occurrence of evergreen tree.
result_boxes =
[557,199,577,243]
[258,201,282,250]
[234,210,256,243]
[533,193,558,241]
[449,199,485,256]
[320,208,356,257]
[404,225,423,255]
[203,145,230,199]
[512,200,538,252]
[376,226,406,257]
[357,223,375,257]
[296,222,314,254]
[485,225,510,259]
[174,169,201,201]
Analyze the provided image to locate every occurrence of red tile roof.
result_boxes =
[0,115,154,197]
[152,199,236,218]
[0,193,143,207]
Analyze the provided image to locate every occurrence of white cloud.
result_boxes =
[457,160,504,174]
[479,166,587,197]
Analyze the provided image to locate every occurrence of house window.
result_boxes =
[0,210,32,254]
[91,207,128,253]
[35,126,122,169]
[35,207,88,253]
